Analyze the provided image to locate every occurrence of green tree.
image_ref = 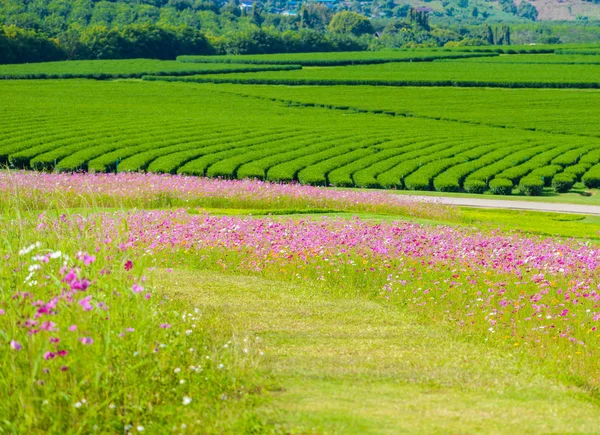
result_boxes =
[328,11,373,36]
[299,3,332,31]
[407,7,430,31]
[0,25,66,64]
[517,2,538,20]
[250,3,264,28]
[498,0,517,14]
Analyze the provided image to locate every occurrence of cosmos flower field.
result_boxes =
[2,171,600,432]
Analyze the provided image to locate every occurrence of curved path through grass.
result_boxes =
[157,270,600,434]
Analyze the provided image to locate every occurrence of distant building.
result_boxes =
[240,0,257,11]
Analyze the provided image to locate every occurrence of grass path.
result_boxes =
[157,270,600,434]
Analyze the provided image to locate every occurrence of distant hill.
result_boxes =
[386,0,600,22]
[520,0,600,20]
[0,0,598,33]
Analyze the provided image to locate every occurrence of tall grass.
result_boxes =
[0,185,266,433]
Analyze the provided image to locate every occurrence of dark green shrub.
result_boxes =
[582,169,600,188]
[463,179,487,194]
[529,164,562,186]
[433,176,460,192]
[489,178,513,195]
[552,173,575,193]
[404,177,431,191]
[519,176,544,196]
[563,163,592,181]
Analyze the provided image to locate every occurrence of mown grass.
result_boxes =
[157,270,600,434]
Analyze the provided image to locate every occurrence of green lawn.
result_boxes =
[157,269,600,434]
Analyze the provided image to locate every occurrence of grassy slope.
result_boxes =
[158,270,600,434]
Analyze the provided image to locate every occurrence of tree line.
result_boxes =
[0,22,377,64]
[0,0,519,65]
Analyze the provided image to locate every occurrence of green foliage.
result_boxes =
[552,173,575,193]
[494,145,577,184]
[529,164,562,186]
[73,24,213,60]
[407,7,430,31]
[433,177,461,192]
[0,25,66,64]
[517,2,539,21]
[406,146,493,191]
[518,175,544,196]
[328,11,374,37]
[463,179,487,193]
[582,164,600,188]
[552,147,589,166]
[563,163,592,181]
[489,178,513,195]
[297,148,373,186]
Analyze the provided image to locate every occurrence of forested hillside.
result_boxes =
[1,0,599,64]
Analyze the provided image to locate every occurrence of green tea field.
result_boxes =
[3,48,600,198]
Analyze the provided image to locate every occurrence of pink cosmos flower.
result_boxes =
[49,337,60,344]
[40,321,57,332]
[60,366,69,371]
[80,337,94,345]
[71,278,90,291]
[159,324,171,329]
[124,260,133,271]
[43,352,56,361]
[83,254,96,266]
[0,309,4,315]
[57,350,68,357]
[132,284,144,294]
[63,269,78,283]
[10,340,22,351]
[79,296,93,311]
[68,324,77,331]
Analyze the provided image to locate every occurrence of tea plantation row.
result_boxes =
[159,60,600,88]
[3,80,600,195]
